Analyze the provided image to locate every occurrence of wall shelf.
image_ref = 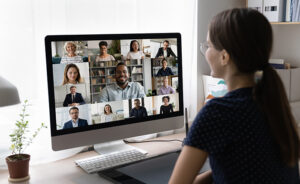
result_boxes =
[271,22,300,25]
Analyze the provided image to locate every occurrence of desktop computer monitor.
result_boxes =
[45,33,184,151]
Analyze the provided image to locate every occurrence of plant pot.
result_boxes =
[6,154,30,182]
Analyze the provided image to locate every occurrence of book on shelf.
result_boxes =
[286,0,292,21]
[271,63,285,69]
[263,0,286,22]
[247,0,300,22]
[291,0,300,21]
[269,58,285,69]
[131,66,143,74]
[98,70,105,76]
[91,78,97,85]
[269,58,291,69]
[93,86,102,93]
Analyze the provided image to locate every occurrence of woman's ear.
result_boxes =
[220,50,230,66]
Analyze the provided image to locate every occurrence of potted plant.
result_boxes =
[6,100,47,182]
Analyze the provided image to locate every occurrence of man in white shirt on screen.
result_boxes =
[99,62,145,102]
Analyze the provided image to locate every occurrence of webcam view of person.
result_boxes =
[155,40,176,58]
[99,62,145,102]
[62,107,88,129]
[61,42,83,64]
[127,40,145,60]
[130,99,148,118]
[95,41,115,62]
[63,86,85,107]
[101,104,117,122]
[62,64,84,85]
[158,77,175,95]
[156,58,174,77]
[160,96,173,114]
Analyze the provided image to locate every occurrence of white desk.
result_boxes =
[0,133,185,184]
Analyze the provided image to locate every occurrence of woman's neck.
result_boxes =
[68,53,76,57]
[100,53,108,57]
[224,73,255,92]
[68,80,77,84]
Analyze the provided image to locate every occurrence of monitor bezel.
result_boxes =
[45,33,183,138]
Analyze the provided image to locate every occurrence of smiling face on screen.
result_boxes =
[115,64,129,87]
[66,43,76,55]
[67,67,79,84]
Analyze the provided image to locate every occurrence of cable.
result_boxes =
[123,139,183,144]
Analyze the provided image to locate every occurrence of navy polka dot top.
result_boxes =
[184,87,299,183]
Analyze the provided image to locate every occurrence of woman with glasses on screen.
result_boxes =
[101,104,117,123]
[60,41,83,64]
[169,8,300,184]
[95,41,115,62]
[126,40,145,60]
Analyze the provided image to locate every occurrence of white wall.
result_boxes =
[271,25,300,67]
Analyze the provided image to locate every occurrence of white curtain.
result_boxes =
[0,0,197,166]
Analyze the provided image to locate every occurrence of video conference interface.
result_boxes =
[51,38,180,131]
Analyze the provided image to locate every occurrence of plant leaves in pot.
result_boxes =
[6,100,47,182]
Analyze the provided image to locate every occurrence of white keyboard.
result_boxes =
[75,149,148,174]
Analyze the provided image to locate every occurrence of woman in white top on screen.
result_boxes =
[60,41,83,64]
[62,64,85,85]
[126,40,145,60]
[101,104,117,123]
[95,41,115,62]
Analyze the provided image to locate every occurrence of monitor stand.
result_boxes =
[93,140,147,155]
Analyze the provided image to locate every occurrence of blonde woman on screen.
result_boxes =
[61,41,83,64]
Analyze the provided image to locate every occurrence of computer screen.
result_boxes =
[45,33,184,151]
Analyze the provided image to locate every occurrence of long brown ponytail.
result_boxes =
[255,65,299,166]
[209,8,299,166]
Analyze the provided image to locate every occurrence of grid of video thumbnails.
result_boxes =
[51,39,180,130]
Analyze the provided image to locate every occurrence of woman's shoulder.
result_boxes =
[96,54,115,61]
[109,55,115,60]
[201,97,233,115]
[61,55,83,63]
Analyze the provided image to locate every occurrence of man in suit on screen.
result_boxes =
[155,40,176,58]
[63,86,85,107]
[63,107,88,129]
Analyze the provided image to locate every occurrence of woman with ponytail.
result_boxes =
[170,8,300,184]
